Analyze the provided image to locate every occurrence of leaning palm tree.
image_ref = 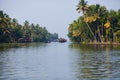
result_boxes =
[76,0,95,41]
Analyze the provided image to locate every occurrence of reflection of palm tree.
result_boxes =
[70,44,113,80]
[76,0,95,41]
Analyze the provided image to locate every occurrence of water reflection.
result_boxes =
[70,44,120,80]
[0,43,75,80]
[0,43,46,52]
[0,43,120,80]
[0,43,48,80]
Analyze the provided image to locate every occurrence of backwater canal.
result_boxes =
[0,42,120,80]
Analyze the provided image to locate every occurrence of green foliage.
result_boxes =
[68,0,120,43]
[0,10,58,43]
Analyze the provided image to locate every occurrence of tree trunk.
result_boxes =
[85,22,96,42]
[83,12,96,42]
[113,33,116,42]
[97,26,103,42]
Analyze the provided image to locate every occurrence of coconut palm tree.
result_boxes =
[76,0,95,41]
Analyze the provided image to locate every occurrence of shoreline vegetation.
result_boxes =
[72,41,120,45]
[0,10,66,43]
[0,11,67,43]
[68,0,120,44]
[88,42,120,45]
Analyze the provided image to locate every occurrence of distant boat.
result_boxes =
[58,38,67,43]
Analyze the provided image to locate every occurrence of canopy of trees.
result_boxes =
[68,0,120,43]
[0,11,58,43]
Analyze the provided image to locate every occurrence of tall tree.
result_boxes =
[76,0,95,41]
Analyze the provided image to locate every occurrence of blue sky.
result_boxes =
[0,0,120,39]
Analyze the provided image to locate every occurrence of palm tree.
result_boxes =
[76,0,95,41]
[0,11,12,42]
[109,10,120,42]
[76,0,88,14]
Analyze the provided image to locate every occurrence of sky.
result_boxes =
[0,0,120,39]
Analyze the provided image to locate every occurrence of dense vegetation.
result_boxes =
[68,0,120,43]
[0,10,58,43]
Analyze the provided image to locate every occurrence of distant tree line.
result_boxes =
[68,0,120,43]
[0,10,58,43]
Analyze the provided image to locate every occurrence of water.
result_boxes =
[0,42,120,80]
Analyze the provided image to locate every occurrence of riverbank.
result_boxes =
[75,41,120,45]
[88,42,120,45]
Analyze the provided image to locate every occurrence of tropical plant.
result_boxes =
[68,0,120,43]
[0,10,58,43]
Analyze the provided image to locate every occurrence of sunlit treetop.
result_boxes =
[104,20,110,29]
[84,14,99,23]
[73,30,80,37]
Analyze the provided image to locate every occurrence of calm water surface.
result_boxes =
[0,42,120,80]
